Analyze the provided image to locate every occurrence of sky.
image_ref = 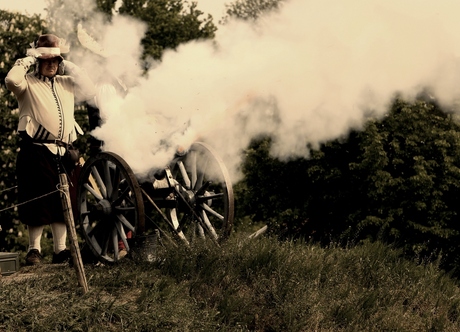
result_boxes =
[0,0,228,21]
[0,0,47,16]
[4,0,460,183]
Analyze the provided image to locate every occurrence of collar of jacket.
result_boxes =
[34,72,55,83]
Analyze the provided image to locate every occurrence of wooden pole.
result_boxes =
[59,173,89,294]
[248,225,268,239]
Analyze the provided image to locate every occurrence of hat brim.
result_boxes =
[37,54,64,62]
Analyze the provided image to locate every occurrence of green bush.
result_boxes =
[240,97,460,273]
[0,10,47,252]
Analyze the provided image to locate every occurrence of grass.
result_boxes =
[1,234,460,331]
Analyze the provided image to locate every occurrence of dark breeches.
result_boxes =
[16,141,78,227]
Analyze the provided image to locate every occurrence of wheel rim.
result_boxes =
[77,152,145,263]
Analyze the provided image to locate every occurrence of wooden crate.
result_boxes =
[0,252,19,276]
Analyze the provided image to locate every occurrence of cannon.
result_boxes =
[74,26,234,264]
[76,142,234,264]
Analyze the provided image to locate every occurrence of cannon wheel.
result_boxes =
[146,142,234,246]
[77,152,145,264]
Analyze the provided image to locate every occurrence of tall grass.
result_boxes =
[1,235,460,331]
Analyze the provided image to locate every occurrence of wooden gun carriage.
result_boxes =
[76,142,234,264]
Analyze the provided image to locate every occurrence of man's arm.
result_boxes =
[62,60,96,102]
[5,56,36,96]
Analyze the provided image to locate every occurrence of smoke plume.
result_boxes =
[55,0,460,182]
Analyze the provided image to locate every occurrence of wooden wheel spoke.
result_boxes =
[83,182,103,201]
[195,171,204,191]
[116,213,136,233]
[197,192,223,203]
[100,227,111,256]
[90,165,107,198]
[114,205,136,212]
[196,159,210,190]
[81,200,99,216]
[113,186,135,208]
[178,161,191,189]
[201,210,219,241]
[201,203,224,221]
[189,151,197,189]
[110,167,121,201]
[81,210,91,217]
[111,227,119,258]
[86,219,106,238]
[103,160,113,198]
[115,220,130,252]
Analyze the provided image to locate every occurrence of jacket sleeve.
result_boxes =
[5,57,36,96]
[62,60,97,103]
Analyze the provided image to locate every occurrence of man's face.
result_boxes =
[39,58,60,78]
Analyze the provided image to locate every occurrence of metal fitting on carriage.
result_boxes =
[174,146,187,157]
[152,177,170,189]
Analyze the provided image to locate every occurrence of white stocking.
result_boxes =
[28,225,44,252]
[50,222,67,254]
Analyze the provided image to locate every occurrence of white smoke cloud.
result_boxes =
[195,0,228,22]
[56,0,460,182]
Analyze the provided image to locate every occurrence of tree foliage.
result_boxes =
[222,0,285,23]
[118,0,216,62]
[0,10,48,251]
[45,0,216,67]
[351,98,460,266]
[95,0,119,16]
[240,97,460,271]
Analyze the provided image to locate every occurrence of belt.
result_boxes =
[34,139,73,148]
[19,132,73,149]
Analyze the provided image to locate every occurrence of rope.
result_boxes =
[0,163,74,214]
[57,180,70,200]
[0,185,18,194]
[0,188,61,214]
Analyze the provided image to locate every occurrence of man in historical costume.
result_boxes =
[5,34,96,265]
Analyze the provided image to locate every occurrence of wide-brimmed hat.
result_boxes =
[27,34,70,61]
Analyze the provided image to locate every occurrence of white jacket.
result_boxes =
[5,56,96,154]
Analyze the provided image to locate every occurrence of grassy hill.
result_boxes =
[1,234,460,331]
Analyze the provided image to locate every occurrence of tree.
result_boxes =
[118,0,216,62]
[222,0,285,23]
[95,0,119,17]
[351,98,460,266]
[44,0,216,68]
[0,10,48,251]
[240,97,460,272]
[240,133,362,242]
